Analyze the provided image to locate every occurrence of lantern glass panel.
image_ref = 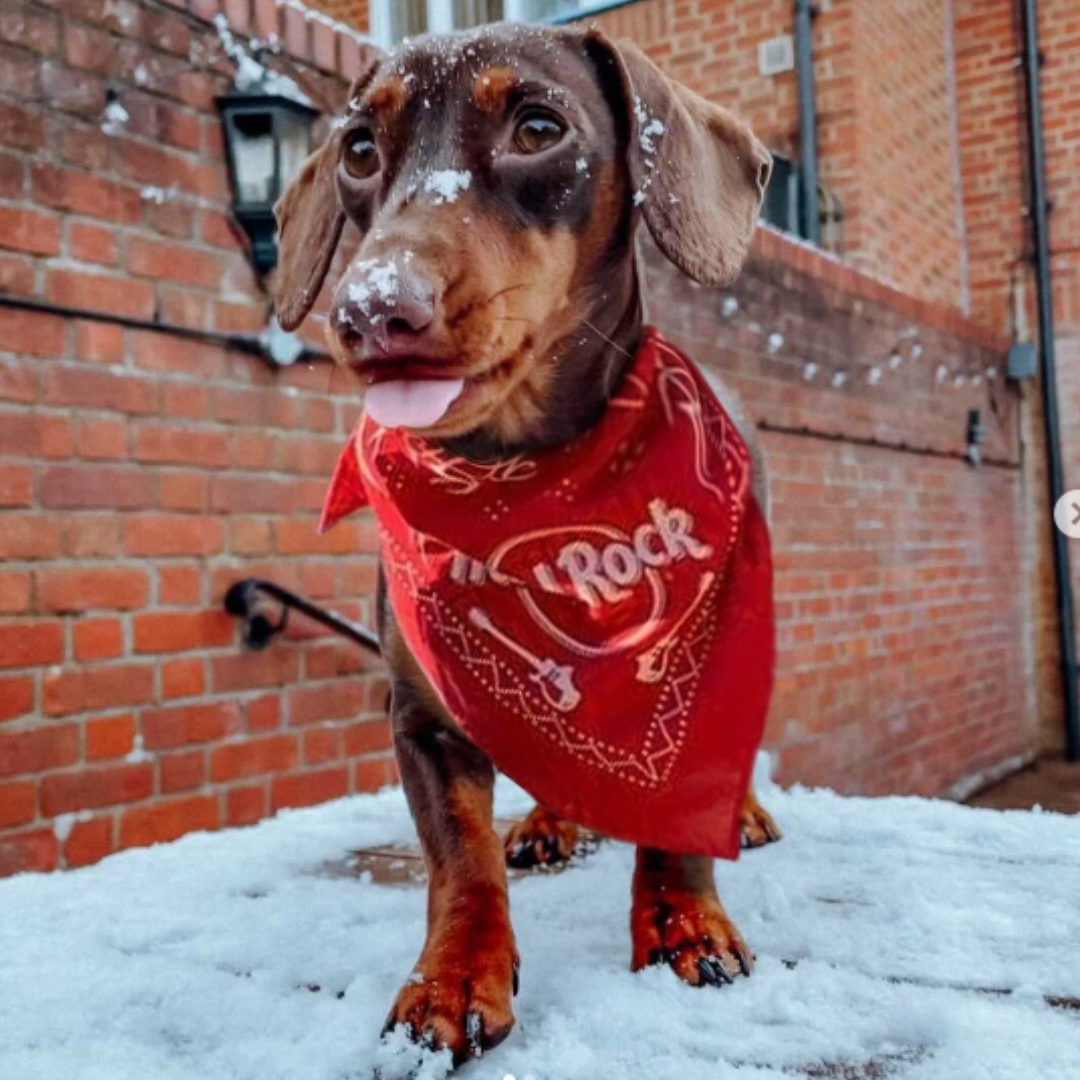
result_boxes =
[277,109,313,195]
[231,111,275,206]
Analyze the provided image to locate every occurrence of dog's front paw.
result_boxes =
[504,805,579,869]
[740,791,782,849]
[631,891,753,987]
[382,940,518,1068]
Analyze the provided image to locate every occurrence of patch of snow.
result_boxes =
[52,810,92,844]
[125,734,151,764]
[213,13,311,106]
[766,332,785,354]
[345,259,400,323]
[423,170,471,205]
[100,99,129,137]
[2,780,1078,1079]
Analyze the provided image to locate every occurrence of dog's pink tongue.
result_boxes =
[364,378,465,429]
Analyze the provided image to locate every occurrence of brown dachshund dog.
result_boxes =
[274,23,779,1068]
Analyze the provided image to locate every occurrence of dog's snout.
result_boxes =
[332,257,437,355]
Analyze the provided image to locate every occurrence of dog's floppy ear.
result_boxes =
[274,60,382,331]
[584,31,771,288]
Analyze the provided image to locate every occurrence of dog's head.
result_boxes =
[275,24,770,444]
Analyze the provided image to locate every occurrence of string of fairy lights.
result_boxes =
[706,291,1000,395]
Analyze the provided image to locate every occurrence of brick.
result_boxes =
[158,566,203,606]
[159,748,206,793]
[133,422,230,468]
[271,766,348,812]
[43,366,156,416]
[73,618,125,661]
[0,205,61,256]
[68,220,119,266]
[0,101,46,153]
[86,714,135,761]
[75,321,125,363]
[0,411,73,458]
[288,682,365,726]
[0,675,34,723]
[302,726,340,765]
[33,163,142,223]
[119,794,219,850]
[159,472,208,512]
[41,764,153,816]
[76,416,128,459]
[38,568,150,613]
[0,779,36,828]
[0,725,80,778]
[46,267,155,321]
[61,516,120,558]
[353,755,398,793]
[0,621,64,669]
[128,236,223,289]
[142,702,241,750]
[342,720,393,758]
[41,465,154,510]
[0,306,66,358]
[161,657,207,701]
[0,464,32,506]
[245,695,281,732]
[210,734,298,783]
[43,664,155,716]
[0,571,31,614]
[126,515,225,557]
[133,611,233,654]
[226,783,266,827]
[64,816,113,868]
[0,830,57,876]
[0,2,59,55]
[211,649,301,693]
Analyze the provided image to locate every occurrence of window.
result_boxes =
[370,0,503,44]
[369,1,625,44]
[761,152,844,253]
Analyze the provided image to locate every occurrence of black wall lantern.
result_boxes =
[217,76,319,276]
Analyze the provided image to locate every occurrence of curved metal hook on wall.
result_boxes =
[224,578,382,655]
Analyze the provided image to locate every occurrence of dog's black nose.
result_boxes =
[331,257,436,354]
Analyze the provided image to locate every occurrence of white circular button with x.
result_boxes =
[1054,490,1080,540]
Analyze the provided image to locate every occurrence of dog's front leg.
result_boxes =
[630,848,753,987]
[385,681,518,1064]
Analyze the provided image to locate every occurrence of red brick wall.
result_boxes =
[643,228,1034,794]
[0,0,390,877]
[953,0,1080,749]
[0,0,1050,875]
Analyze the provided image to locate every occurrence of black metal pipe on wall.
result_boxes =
[794,0,821,247]
[1019,0,1080,761]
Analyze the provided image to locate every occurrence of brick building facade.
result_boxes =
[0,0,1075,874]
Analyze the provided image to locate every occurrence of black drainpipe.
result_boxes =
[794,0,821,247]
[1019,0,1080,761]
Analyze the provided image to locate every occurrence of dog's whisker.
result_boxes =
[583,318,633,360]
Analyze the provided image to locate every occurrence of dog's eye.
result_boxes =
[343,128,380,179]
[512,111,566,155]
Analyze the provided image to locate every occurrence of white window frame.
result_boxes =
[369,0,620,47]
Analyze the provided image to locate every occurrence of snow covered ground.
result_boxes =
[2,774,1079,1080]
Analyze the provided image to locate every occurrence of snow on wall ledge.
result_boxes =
[0,780,1077,1080]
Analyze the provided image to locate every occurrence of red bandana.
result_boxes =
[321,328,774,859]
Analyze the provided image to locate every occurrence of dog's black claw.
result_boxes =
[647,948,667,967]
[512,961,520,997]
[465,1011,484,1058]
[508,840,531,867]
[544,835,561,861]
[698,956,734,987]
[733,944,754,977]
